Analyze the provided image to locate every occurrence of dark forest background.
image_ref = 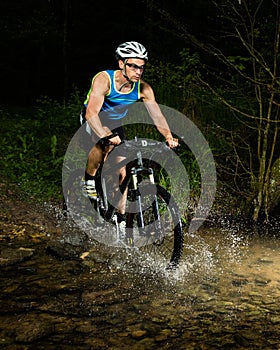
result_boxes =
[1,0,279,223]
[0,0,211,104]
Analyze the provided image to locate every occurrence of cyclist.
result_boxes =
[80,41,178,232]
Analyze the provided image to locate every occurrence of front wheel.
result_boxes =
[126,184,184,269]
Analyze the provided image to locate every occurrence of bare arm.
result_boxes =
[140,80,178,147]
[85,72,121,144]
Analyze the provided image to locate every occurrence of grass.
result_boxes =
[0,96,80,204]
[0,96,201,216]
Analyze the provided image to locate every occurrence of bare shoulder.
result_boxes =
[92,71,110,95]
[140,79,155,101]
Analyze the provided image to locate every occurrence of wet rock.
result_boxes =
[131,338,156,350]
[60,224,90,246]
[247,310,262,318]
[14,316,55,343]
[0,247,34,267]
[270,316,280,324]
[45,242,85,260]
[87,249,110,264]
[248,291,262,298]
[257,257,274,264]
[237,330,258,341]
[130,329,148,339]
[82,288,117,307]
[262,298,275,305]
[254,277,271,286]
[75,320,96,333]
[231,278,249,286]
[0,340,13,349]
[154,328,172,342]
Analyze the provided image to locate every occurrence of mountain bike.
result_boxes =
[63,136,184,269]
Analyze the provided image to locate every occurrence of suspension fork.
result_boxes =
[147,168,158,218]
[131,167,145,231]
[101,177,108,211]
[149,169,163,232]
[131,165,163,234]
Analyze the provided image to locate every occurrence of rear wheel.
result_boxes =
[63,169,123,245]
[63,169,102,225]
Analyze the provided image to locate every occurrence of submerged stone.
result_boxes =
[0,247,34,267]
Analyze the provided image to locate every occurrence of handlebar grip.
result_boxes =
[99,132,119,147]
[166,141,180,151]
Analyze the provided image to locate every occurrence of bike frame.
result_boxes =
[96,139,165,232]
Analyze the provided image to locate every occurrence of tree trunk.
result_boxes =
[63,0,70,102]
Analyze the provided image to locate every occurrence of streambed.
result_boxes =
[1,217,280,349]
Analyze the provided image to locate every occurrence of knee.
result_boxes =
[119,167,126,182]
[88,145,103,163]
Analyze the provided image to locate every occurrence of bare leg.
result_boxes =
[86,143,115,176]
[86,144,103,176]
[115,156,127,215]
[86,126,114,176]
[86,139,127,217]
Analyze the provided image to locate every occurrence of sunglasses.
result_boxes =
[125,62,145,71]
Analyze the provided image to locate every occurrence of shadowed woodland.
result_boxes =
[1,0,279,223]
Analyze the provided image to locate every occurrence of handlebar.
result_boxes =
[122,138,170,151]
[118,138,180,161]
[99,134,179,155]
[101,137,180,173]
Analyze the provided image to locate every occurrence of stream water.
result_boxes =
[1,212,280,349]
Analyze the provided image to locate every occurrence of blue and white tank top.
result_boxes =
[84,70,141,121]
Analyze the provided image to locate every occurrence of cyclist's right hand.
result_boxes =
[99,132,121,147]
[107,134,122,145]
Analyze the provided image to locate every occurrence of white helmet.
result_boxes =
[116,41,148,61]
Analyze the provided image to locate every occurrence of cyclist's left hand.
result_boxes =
[166,137,179,149]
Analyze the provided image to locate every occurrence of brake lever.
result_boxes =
[98,132,119,147]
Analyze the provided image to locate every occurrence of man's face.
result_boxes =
[119,58,146,82]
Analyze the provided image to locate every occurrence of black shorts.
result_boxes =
[79,107,125,142]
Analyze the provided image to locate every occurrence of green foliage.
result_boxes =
[144,48,200,110]
[227,55,250,71]
[0,91,82,202]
